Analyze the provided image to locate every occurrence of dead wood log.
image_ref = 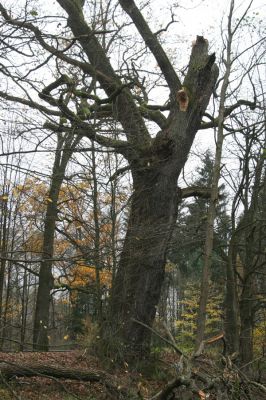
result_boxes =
[0,362,102,381]
[0,360,128,399]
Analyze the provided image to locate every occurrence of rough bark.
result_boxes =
[0,362,102,381]
[235,155,265,365]
[54,0,218,359]
[239,160,265,366]
[0,1,218,357]
[108,163,180,356]
[107,45,218,357]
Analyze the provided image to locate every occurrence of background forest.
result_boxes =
[0,0,265,399]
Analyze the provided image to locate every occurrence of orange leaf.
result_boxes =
[198,390,206,400]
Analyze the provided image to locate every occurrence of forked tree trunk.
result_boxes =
[104,47,218,358]
[40,1,218,356]
[106,62,218,356]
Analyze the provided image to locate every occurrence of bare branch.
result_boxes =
[0,90,61,116]
[43,121,130,154]
[179,186,212,199]
[118,0,181,93]
[56,0,151,146]
[200,99,258,129]
[131,318,183,356]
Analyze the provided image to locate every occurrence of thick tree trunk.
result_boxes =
[107,81,217,359]
[32,1,218,357]
[104,39,218,358]
[109,160,180,356]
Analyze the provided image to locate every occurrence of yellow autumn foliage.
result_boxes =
[253,319,266,356]
[69,262,112,288]
[23,232,43,253]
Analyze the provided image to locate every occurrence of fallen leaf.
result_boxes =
[198,390,206,400]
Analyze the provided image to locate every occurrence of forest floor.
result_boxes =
[0,349,163,400]
[0,349,265,399]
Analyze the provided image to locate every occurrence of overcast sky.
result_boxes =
[1,0,265,182]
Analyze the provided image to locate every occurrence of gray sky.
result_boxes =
[1,0,265,183]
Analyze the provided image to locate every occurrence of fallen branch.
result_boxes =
[0,362,101,381]
[0,360,127,399]
[250,381,266,394]
[149,377,190,400]
[131,318,183,356]
[194,332,225,357]
[0,360,85,400]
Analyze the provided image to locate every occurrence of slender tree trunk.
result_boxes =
[239,245,254,366]
[195,0,236,350]
[236,155,265,365]
[224,239,239,354]
[224,147,250,355]
[109,153,119,290]
[239,161,265,365]
[0,259,12,349]
[0,197,8,350]
[91,141,102,322]
[33,133,80,350]
[20,270,29,351]
[224,130,257,355]
[239,276,254,365]
[33,173,62,350]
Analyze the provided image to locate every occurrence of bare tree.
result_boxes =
[0,0,257,357]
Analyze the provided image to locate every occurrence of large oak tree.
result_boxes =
[0,0,221,355]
